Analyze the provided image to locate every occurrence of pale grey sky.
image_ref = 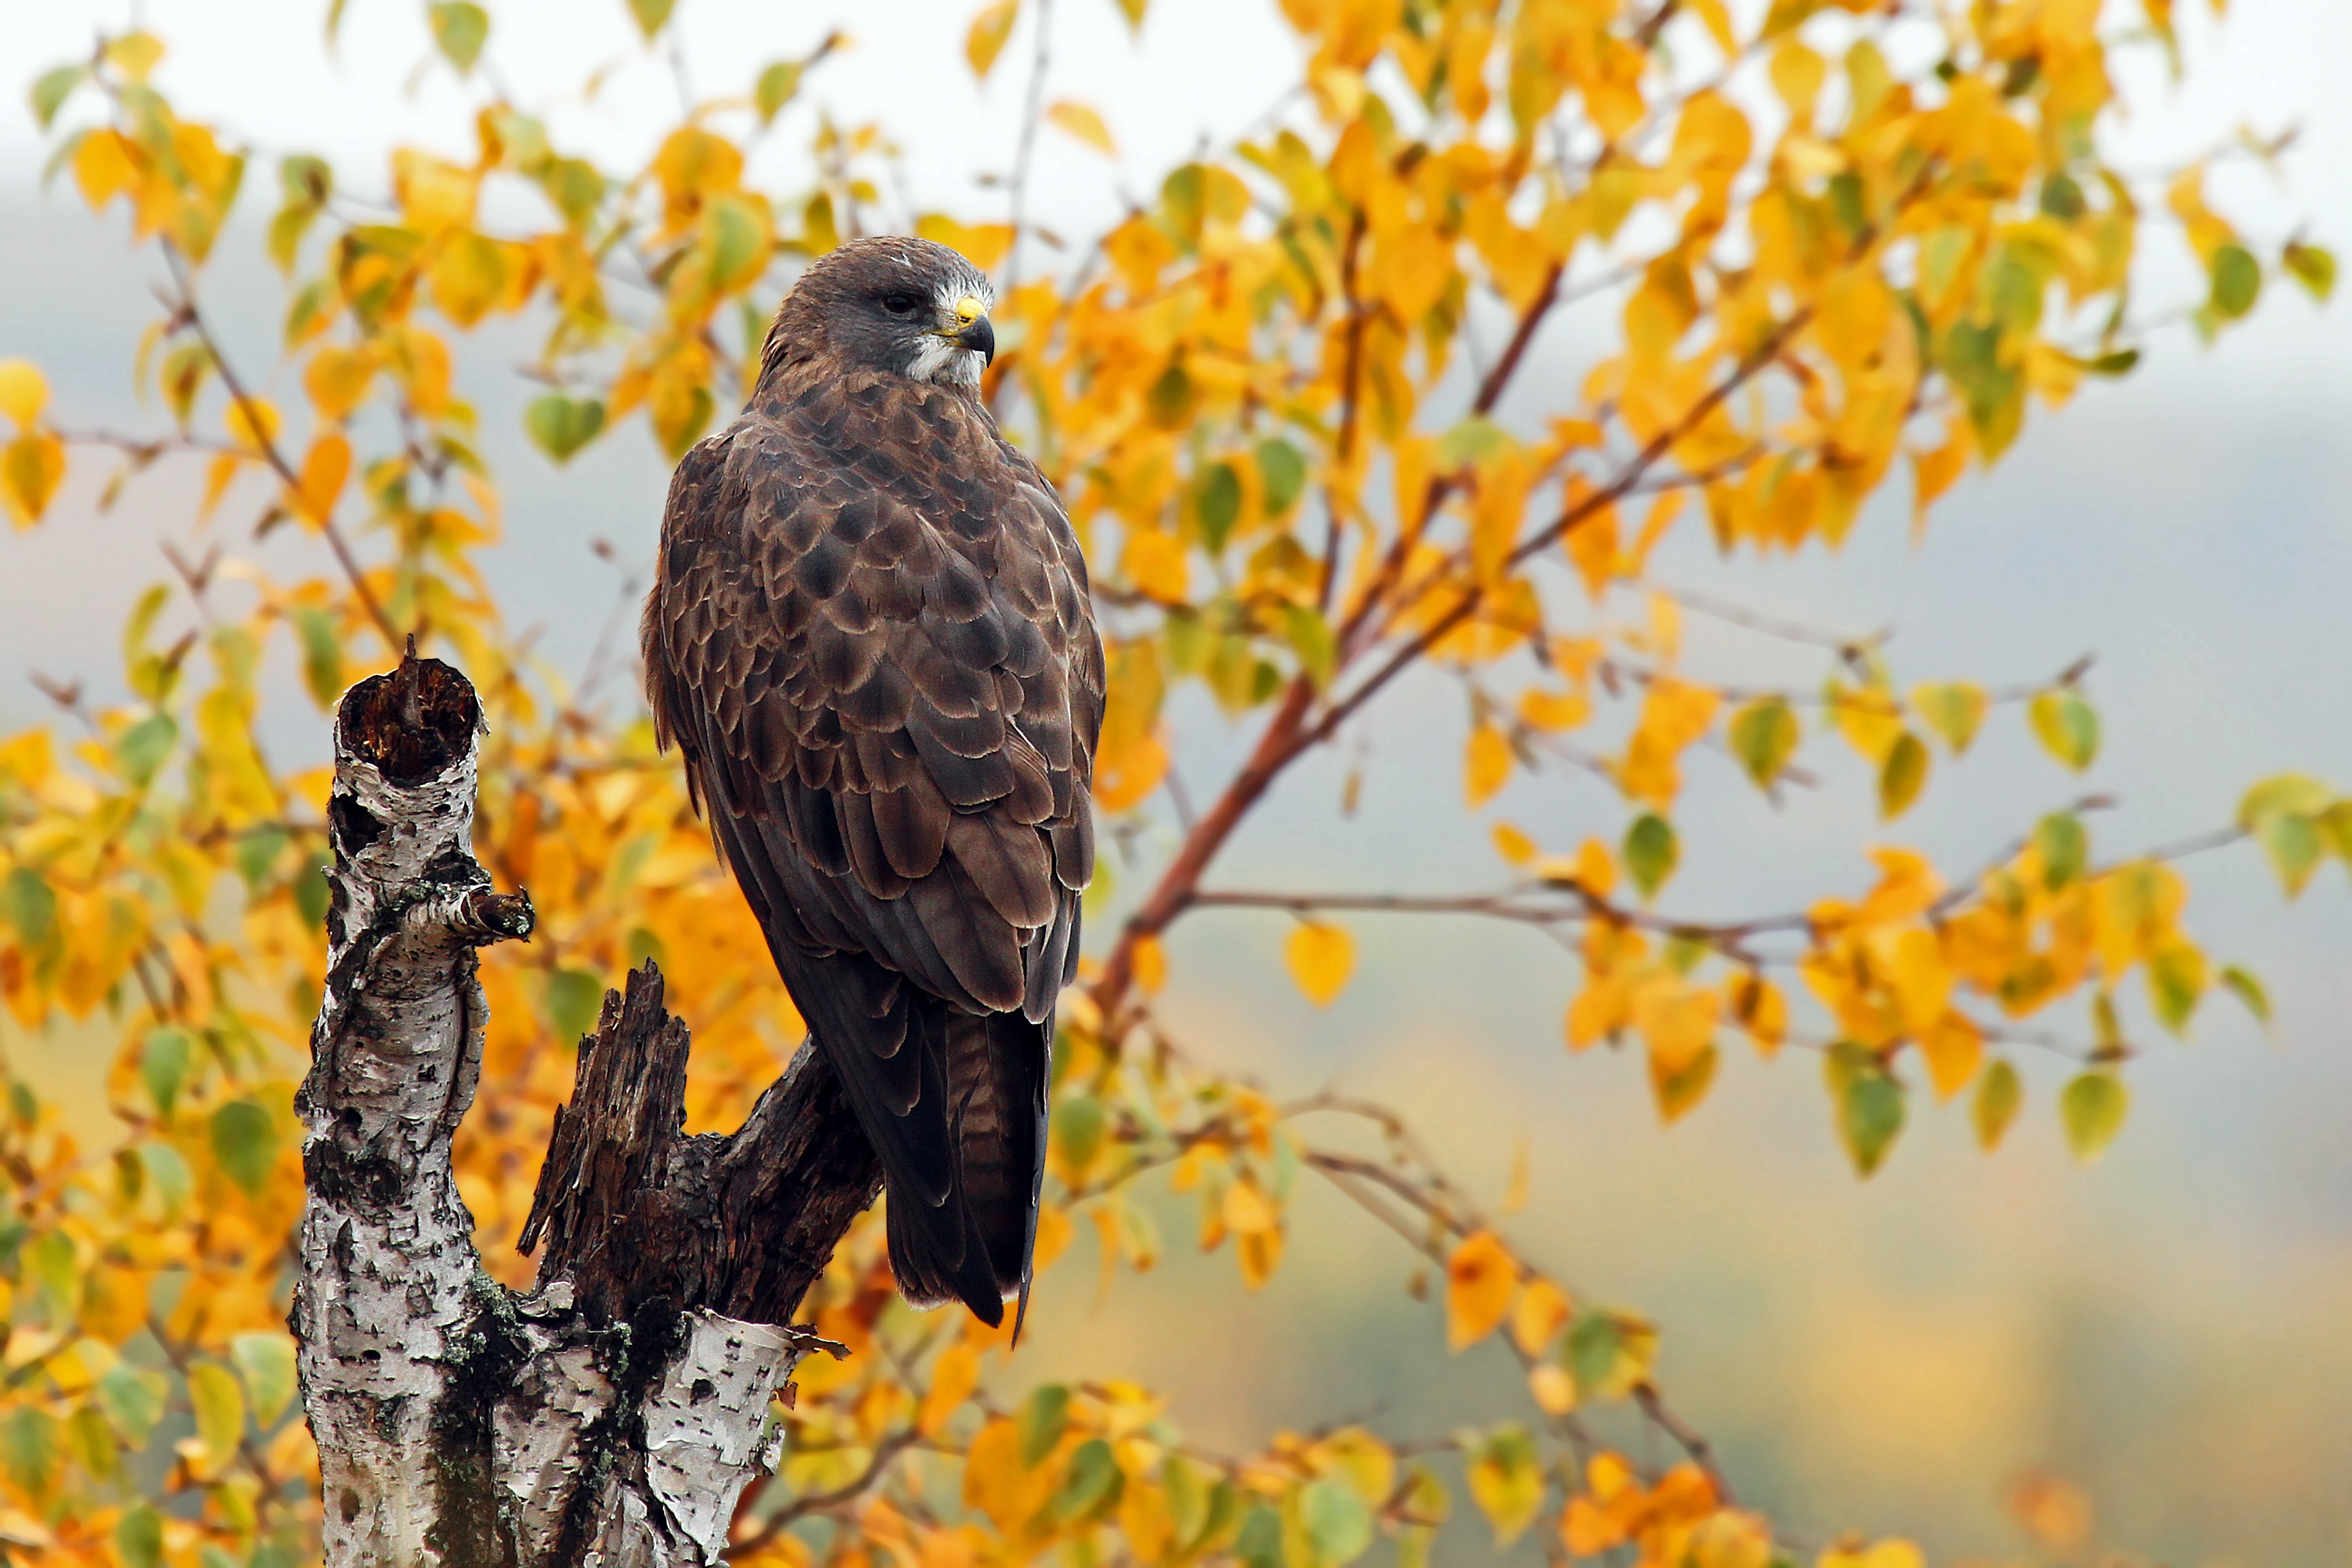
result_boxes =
[5,5,2352,1562]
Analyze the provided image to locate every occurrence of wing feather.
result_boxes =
[645,360,1103,1328]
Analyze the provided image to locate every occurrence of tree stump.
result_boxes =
[291,648,882,1566]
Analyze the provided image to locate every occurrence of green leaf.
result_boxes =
[1911,681,1989,753]
[1728,698,1798,789]
[2255,811,2324,897]
[2079,347,2140,377]
[294,853,333,930]
[141,1026,193,1117]
[117,1506,165,1568]
[1050,1437,1124,1523]
[1622,814,1677,900]
[1281,604,1336,691]
[1,866,58,948]
[1300,1478,1375,1564]
[626,0,676,39]
[231,1332,298,1426]
[427,2,489,73]
[235,824,288,889]
[1878,730,1929,819]
[97,1363,170,1447]
[2059,1070,2128,1161]
[2028,688,2099,771]
[546,968,606,1046]
[139,1141,193,1215]
[1235,1506,1282,1568]
[188,1360,247,1470]
[2038,171,2085,220]
[2284,240,2337,303]
[1196,461,1241,553]
[1462,1426,1542,1546]
[0,1407,59,1504]
[1438,413,1514,470]
[29,65,85,132]
[2148,944,2205,1035]
[524,394,607,463]
[292,606,347,710]
[117,712,178,788]
[2220,962,2271,1027]
[1018,1383,1069,1466]
[2034,812,2087,889]
[1839,1067,1905,1177]
[2210,243,2262,319]
[2237,772,2332,827]
[1255,438,1308,517]
[1050,1093,1106,1184]
[755,60,804,124]
[1147,363,1195,428]
[210,1100,279,1194]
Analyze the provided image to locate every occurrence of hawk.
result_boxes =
[642,236,1103,1328]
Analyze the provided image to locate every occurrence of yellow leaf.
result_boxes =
[1528,1363,1575,1413]
[72,129,139,212]
[1465,1427,1544,1545]
[1509,1277,1570,1355]
[1284,921,1355,1008]
[290,432,351,527]
[1727,972,1786,1058]
[918,1342,980,1437]
[1045,101,1116,156]
[1465,722,1512,807]
[186,1361,245,1481]
[1916,1010,1983,1102]
[304,346,377,421]
[1500,1130,1530,1214]
[1131,932,1167,994]
[1,434,65,528]
[222,395,280,453]
[1690,1511,1775,1568]
[1491,822,1536,867]
[1818,1540,1926,1568]
[0,361,49,427]
[966,0,1019,77]
[1444,1229,1515,1351]
[1518,688,1590,731]
[1122,527,1189,602]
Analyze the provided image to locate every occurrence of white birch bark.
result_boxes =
[290,655,857,1567]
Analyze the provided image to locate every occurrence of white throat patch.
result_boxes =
[907,274,994,387]
[908,334,986,387]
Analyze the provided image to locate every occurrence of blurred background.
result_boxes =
[4,2,2350,1563]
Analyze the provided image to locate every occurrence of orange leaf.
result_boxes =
[1131,932,1168,994]
[917,1342,981,1437]
[1465,722,1512,807]
[1445,1229,1515,1351]
[1283,921,1354,1008]
[290,432,352,527]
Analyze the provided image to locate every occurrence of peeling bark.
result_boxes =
[293,651,881,1566]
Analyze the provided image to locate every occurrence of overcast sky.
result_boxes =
[5,3,2352,1561]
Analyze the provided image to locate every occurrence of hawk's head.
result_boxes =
[763,236,997,391]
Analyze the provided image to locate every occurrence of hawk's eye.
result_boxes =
[880,292,921,317]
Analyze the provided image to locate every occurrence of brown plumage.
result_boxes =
[642,236,1102,1328]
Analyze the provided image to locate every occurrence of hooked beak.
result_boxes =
[948,293,995,366]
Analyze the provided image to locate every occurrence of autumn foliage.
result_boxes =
[0,0,2335,1563]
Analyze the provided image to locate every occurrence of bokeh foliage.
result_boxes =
[0,0,2337,1562]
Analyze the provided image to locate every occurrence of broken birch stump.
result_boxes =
[292,649,881,1566]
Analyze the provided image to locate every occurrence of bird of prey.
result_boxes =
[641,237,1102,1328]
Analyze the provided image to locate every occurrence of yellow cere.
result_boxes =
[953,294,984,324]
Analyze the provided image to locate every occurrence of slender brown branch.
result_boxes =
[159,243,400,647]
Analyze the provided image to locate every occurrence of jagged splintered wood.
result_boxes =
[291,647,882,1567]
